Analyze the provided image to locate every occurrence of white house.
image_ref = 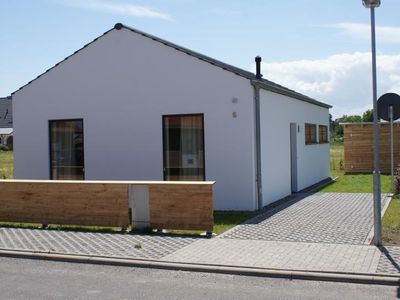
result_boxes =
[12,23,331,211]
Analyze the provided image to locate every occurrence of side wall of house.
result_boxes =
[13,28,257,210]
[259,89,330,206]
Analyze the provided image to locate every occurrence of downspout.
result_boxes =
[253,82,263,210]
[253,56,263,210]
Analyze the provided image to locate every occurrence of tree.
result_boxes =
[362,109,373,122]
[336,115,363,123]
[332,114,363,140]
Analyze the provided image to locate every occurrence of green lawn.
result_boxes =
[322,142,391,193]
[329,142,344,179]
[213,211,256,235]
[0,151,13,179]
[320,173,391,193]
[382,196,400,245]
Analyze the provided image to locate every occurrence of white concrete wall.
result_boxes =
[13,27,257,211]
[259,89,330,206]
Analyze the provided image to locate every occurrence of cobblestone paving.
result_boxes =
[164,239,384,274]
[377,246,400,274]
[0,228,197,260]
[222,193,390,245]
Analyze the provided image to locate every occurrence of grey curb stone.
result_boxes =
[0,249,398,286]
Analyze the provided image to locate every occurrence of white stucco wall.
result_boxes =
[259,89,330,206]
[12,27,257,211]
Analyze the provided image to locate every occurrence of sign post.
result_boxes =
[378,95,400,190]
[390,105,394,191]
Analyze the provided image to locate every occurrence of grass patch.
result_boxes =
[320,173,391,193]
[213,211,256,235]
[0,151,13,179]
[319,143,391,193]
[330,142,344,178]
[163,211,256,236]
[383,196,400,245]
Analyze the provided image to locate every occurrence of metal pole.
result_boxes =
[370,7,382,246]
[390,106,394,192]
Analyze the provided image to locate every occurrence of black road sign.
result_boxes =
[377,93,400,121]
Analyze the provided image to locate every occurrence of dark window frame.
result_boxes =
[318,125,329,144]
[162,113,206,181]
[305,123,317,145]
[49,118,85,180]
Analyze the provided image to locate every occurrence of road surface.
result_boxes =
[0,257,397,299]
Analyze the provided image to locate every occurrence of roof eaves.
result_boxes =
[252,79,332,109]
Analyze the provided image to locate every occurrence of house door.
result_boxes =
[162,114,205,181]
[290,123,298,192]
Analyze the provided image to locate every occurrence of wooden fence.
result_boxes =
[343,123,400,173]
[0,180,215,231]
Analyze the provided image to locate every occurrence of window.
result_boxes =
[305,123,317,145]
[49,119,84,180]
[163,114,205,181]
[319,125,328,143]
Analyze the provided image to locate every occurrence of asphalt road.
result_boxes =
[0,257,398,299]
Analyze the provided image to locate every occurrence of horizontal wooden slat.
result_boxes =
[0,181,129,227]
[0,180,215,231]
[344,124,400,173]
[149,184,214,232]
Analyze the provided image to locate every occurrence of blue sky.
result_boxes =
[1,0,400,117]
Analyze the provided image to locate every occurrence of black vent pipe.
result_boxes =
[255,56,262,79]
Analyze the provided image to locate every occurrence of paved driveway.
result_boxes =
[221,193,391,245]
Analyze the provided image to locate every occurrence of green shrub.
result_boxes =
[0,144,9,151]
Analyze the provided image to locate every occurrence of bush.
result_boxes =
[394,165,400,194]
[0,144,9,151]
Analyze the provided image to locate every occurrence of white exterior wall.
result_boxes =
[13,28,257,210]
[259,89,330,206]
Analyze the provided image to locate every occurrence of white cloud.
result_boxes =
[61,0,172,20]
[254,52,400,118]
[327,23,400,44]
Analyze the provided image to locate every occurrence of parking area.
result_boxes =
[221,193,391,245]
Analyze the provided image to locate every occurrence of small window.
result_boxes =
[305,123,317,145]
[319,125,328,143]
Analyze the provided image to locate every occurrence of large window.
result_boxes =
[319,125,328,143]
[49,119,84,180]
[163,114,205,181]
[305,123,317,145]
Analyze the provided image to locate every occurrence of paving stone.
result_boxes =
[221,193,390,245]
[376,246,400,274]
[163,239,383,274]
[0,228,197,260]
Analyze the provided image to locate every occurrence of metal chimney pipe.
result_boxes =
[255,56,262,79]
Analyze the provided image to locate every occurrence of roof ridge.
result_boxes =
[11,23,331,109]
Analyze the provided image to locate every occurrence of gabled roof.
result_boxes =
[12,23,331,109]
[0,97,12,128]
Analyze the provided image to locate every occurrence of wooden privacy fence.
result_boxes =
[343,123,400,173]
[0,180,215,231]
